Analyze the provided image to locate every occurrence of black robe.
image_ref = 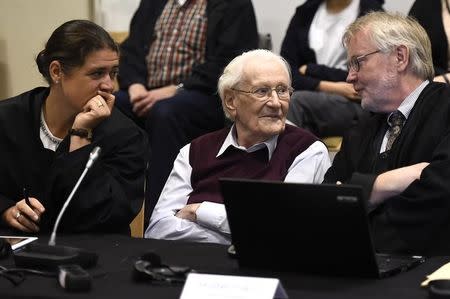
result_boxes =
[0,87,149,234]
[324,82,450,256]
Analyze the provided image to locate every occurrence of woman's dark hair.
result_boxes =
[36,19,119,84]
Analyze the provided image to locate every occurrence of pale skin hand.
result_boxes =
[129,83,177,117]
[298,64,360,101]
[175,203,201,222]
[370,162,430,206]
[299,64,308,75]
[434,73,450,83]
[1,198,46,232]
[70,90,115,152]
[318,81,361,101]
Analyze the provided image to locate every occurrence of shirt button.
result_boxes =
[173,29,178,34]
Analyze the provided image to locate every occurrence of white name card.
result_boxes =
[179,273,288,299]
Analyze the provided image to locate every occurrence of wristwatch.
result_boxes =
[175,83,184,92]
[68,128,93,141]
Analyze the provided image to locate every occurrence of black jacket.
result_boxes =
[280,0,383,91]
[324,82,450,256]
[118,0,258,94]
[409,0,448,75]
[0,87,149,234]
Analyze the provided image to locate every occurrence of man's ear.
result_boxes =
[224,89,237,119]
[395,45,409,72]
[49,60,62,84]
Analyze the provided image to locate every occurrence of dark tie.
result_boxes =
[385,110,405,151]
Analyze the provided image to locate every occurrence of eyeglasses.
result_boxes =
[231,85,294,101]
[347,50,380,72]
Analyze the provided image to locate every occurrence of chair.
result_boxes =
[130,162,148,238]
[322,136,342,152]
[322,136,342,162]
[109,31,128,44]
[109,31,129,91]
[130,202,145,238]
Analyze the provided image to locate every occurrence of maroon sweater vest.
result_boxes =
[187,125,318,204]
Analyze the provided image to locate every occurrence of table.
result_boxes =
[0,234,447,298]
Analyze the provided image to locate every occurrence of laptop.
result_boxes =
[219,178,425,278]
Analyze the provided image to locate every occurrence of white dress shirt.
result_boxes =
[145,127,331,244]
[380,80,429,152]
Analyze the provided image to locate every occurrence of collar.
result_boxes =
[177,0,189,6]
[216,125,279,160]
[388,80,429,122]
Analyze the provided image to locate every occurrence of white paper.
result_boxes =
[180,273,288,299]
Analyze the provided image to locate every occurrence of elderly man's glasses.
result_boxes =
[347,50,380,72]
[231,85,294,101]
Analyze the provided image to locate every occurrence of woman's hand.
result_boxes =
[70,91,115,152]
[1,198,45,233]
[72,91,114,130]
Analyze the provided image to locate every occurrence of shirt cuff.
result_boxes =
[196,201,229,234]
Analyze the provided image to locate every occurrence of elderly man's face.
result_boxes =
[227,57,290,147]
[346,30,399,113]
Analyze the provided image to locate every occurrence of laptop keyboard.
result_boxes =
[376,254,424,273]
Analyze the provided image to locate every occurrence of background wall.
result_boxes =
[0,0,91,100]
[0,0,416,100]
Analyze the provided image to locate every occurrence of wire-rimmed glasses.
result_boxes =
[347,50,380,72]
[231,85,294,101]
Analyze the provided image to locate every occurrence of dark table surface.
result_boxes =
[0,234,447,299]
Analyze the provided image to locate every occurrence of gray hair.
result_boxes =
[217,49,291,119]
[343,11,434,81]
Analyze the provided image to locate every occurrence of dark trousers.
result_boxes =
[115,89,225,228]
[287,90,366,137]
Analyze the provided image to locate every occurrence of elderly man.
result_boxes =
[145,49,331,244]
[324,12,450,255]
[116,0,259,227]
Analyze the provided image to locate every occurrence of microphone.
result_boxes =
[13,146,101,270]
[49,146,101,245]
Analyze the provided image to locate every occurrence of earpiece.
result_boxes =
[139,252,162,266]
[132,252,163,282]
[132,251,191,283]
[429,280,450,299]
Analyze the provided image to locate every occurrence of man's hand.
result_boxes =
[130,84,177,117]
[298,64,307,75]
[370,162,430,206]
[175,203,201,222]
[128,83,148,106]
[434,73,450,84]
[1,198,45,233]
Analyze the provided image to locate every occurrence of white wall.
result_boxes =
[0,0,91,99]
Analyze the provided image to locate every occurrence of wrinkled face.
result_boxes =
[346,30,399,113]
[225,57,291,147]
[59,49,119,113]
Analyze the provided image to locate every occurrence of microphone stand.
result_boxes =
[13,147,101,270]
